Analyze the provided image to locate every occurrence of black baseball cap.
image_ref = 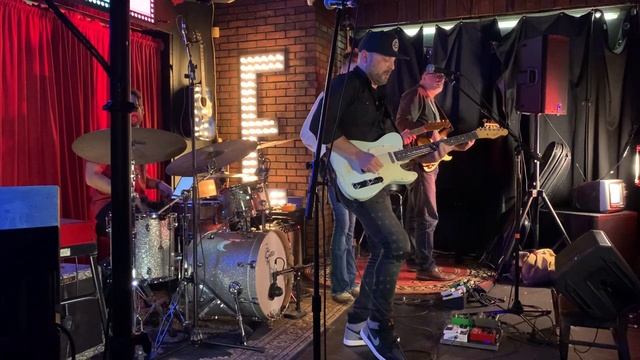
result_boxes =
[358,30,410,60]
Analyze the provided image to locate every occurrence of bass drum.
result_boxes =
[186,230,293,321]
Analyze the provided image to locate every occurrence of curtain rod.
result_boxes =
[363,2,636,31]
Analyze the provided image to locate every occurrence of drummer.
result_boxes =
[85,89,173,261]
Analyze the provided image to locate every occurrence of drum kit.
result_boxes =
[72,129,305,354]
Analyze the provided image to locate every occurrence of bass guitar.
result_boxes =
[330,123,507,201]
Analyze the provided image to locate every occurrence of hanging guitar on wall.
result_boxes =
[193,31,216,141]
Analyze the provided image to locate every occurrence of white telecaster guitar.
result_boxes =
[330,123,507,201]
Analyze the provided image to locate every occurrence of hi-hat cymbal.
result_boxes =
[256,138,295,149]
[166,140,256,176]
[72,128,187,165]
[206,173,245,178]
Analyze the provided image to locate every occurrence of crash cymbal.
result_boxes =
[256,138,295,149]
[72,128,187,165]
[166,140,256,176]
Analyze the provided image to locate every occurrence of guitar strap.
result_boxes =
[322,152,344,204]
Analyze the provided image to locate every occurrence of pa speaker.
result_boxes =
[516,34,569,115]
[0,186,60,359]
[554,230,640,320]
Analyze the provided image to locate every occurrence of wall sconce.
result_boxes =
[239,52,285,181]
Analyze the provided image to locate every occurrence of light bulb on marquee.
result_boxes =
[239,51,285,182]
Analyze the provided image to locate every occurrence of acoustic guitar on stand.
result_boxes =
[193,31,215,140]
[330,122,507,201]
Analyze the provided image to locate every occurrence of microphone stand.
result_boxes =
[177,20,263,355]
[305,3,347,360]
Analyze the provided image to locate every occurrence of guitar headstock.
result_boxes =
[475,121,507,139]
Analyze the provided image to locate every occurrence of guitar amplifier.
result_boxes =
[540,209,639,276]
[59,264,104,358]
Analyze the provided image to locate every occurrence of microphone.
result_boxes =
[426,64,459,80]
[268,272,284,300]
[179,17,190,46]
[324,0,357,9]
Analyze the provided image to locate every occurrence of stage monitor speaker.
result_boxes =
[0,186,60,359]
[554,230,640,320]
[516,34,569,115]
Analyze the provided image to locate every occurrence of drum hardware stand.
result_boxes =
[280,264,313,320]
[153,274,188,356]
[256,150,272,232]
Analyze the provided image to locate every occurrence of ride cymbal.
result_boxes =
[72,128,187,165]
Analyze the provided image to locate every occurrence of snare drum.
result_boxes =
[186,230,293,321]
[132,212,177,283]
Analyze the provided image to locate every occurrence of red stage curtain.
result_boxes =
[0,0,163,220]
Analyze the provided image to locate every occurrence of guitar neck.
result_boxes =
[199,41,206,89]
[394,131,479,162]
[407,121,449,137]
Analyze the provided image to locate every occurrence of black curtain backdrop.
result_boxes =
[385,8,640,257]
[385,27,426,117]
[430,20,513,256]
[494,10,639,250]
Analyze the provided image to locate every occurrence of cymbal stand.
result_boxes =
[152,190,192,355]
[255,150,271,232]
[128,160,155,356]
[166,26,262,354]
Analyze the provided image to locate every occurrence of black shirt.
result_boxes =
[310,66,398,144]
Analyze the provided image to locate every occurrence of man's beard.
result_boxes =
[371,70,391,86]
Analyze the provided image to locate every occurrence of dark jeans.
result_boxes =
[328,182,357,294]
[338,186,410,324]
[405,166,438,270]
[95,202,112,237]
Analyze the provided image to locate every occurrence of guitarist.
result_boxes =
[395,65,475,281]
[311,30,449,360]
[301,51,361,304]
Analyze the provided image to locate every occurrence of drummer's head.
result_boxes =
[131,89,144,127]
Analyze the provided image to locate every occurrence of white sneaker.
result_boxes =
[349,285,360,298]
[332,291,354,304]
[343,320,367,346]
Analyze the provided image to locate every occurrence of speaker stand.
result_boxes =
[519,113,572,250]
[493,113,572,343]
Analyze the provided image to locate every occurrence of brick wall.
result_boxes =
[213,0,346,256]
[214,1,335,197]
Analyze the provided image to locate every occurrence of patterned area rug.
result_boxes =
[314,257,497,295]
[158,294,350,360]
[210,298,349,360]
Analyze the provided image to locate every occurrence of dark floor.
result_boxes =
[297,283,639,360]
